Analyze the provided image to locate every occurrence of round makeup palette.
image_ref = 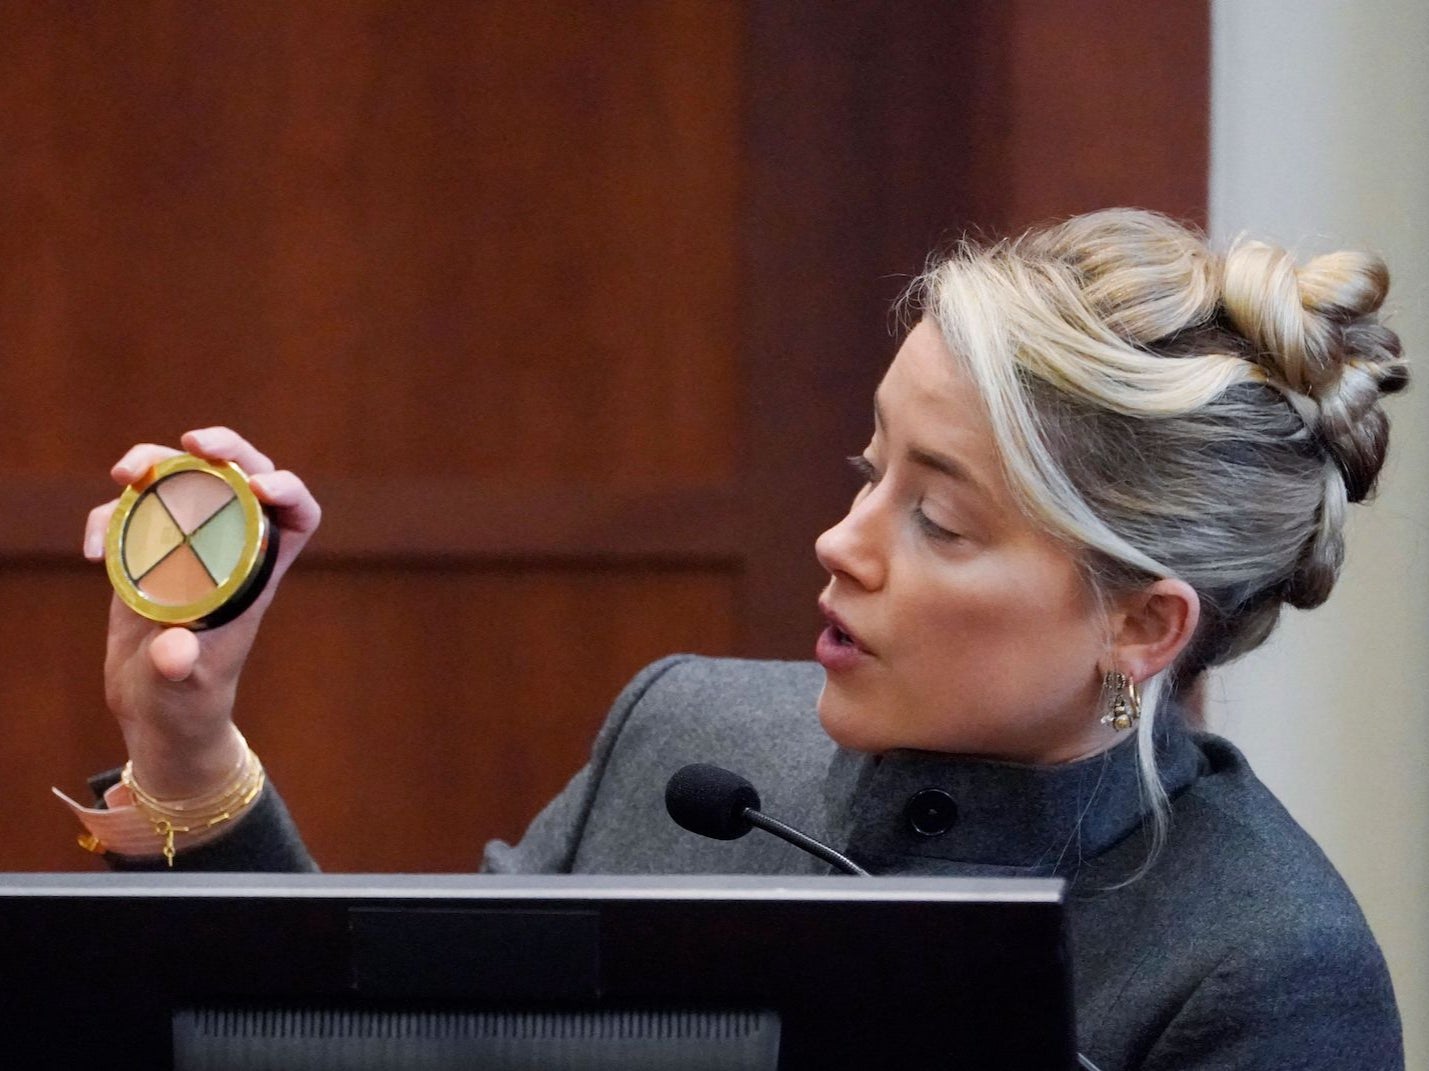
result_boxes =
[105,454,279,629]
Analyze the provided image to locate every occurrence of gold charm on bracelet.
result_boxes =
[120,742,266,868]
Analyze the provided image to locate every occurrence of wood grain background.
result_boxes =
[0,0,1207,871]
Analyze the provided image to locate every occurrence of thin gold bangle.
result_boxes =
[121,745,265,867]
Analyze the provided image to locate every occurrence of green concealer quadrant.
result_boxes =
[188,498,248,585]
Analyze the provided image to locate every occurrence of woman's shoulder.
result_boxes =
[554,656,839,874]
[1086,724,1394,961]
[1074,730,1401,1068]
[1167,731,1395,1002]
[1175,731,1365,911]
[609,655,826,732]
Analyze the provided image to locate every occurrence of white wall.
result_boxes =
[1210,2,1429,1063]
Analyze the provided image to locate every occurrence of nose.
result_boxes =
[815,488,888,591]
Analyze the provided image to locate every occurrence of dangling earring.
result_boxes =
[1100,670,1141,731]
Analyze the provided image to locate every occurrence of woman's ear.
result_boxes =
[1106,579,1200,682]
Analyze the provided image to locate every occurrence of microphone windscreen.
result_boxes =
[665,763,761,840]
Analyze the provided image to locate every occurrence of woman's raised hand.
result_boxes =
[83,428,321,799]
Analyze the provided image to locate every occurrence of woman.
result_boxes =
[69,209,1406,1068]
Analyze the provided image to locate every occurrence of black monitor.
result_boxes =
[0,873,1074,1069]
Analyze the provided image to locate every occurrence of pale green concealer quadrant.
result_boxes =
[188,498,248,585]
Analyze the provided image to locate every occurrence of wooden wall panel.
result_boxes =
[740,1,984,660]
[242,566,738,872]
[981,0,1209,231]
[0,568,135,872]
[0,2,742,482]
[0,1,748,872]
[26,564,737,873]
[1001,0,1210,229]
[0,1,1208,871]
[737,0,1210,658]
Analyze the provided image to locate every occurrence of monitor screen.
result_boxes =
[0,873,1073,1069]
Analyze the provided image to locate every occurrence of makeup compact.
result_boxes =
[105,454,279,629]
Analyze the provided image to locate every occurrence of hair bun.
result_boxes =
[1222,239,1408,504]
[1025,209,1221,343]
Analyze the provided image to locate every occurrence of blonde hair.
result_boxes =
[907,209,1407,850]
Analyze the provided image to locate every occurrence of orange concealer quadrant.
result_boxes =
[156,470,236,533]
[123,493,184,579]
[138,544,216,605]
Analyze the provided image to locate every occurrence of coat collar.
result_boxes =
[826,715,1205,875]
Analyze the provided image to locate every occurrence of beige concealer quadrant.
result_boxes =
[155,470,236,534]
[123,492,184,579]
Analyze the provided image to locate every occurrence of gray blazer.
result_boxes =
[106,655,1403,1070]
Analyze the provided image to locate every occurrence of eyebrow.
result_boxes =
[873,394,990,497]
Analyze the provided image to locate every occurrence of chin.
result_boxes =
[816,681,888,754]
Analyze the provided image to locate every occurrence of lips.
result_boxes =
[818,602,871,654]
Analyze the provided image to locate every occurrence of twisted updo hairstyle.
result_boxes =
[907,208,1407,838]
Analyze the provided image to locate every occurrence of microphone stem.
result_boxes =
[743,809,870,876]
[740,799,1100,1071]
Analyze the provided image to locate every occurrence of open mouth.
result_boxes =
[819,602,869,654]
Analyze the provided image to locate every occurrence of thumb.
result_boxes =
[148,627,201,682]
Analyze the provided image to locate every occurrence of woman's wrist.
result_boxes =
[55,731,265,864]
[120,739,266,866]
[120,720,248,801]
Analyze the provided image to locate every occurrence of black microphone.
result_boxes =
[665,763,870,876]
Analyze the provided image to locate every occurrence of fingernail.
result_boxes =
[187,431,215,452]
[84,531,101,559]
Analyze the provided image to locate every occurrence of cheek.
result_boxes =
[907,556,1102,699]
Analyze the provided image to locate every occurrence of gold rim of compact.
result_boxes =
[104,454,274,629]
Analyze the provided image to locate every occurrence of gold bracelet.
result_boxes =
[121,741,266,867]
[122,739,249,813]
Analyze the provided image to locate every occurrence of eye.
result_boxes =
[913,504,960,542]
[846,454,880,485]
